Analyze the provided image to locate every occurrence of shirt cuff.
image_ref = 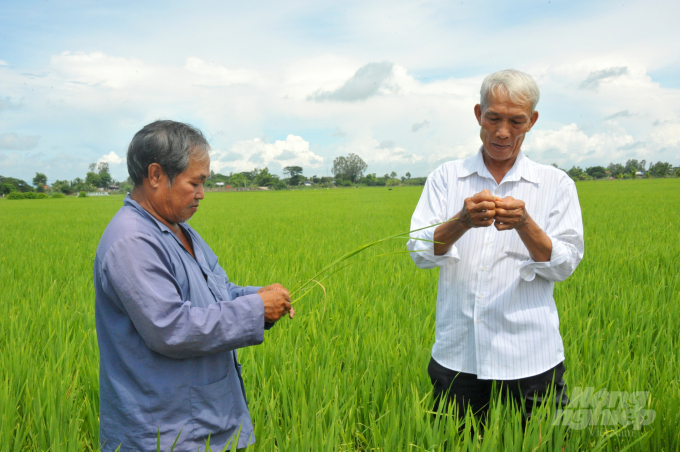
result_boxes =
[519,239,570,282]
[242,285,262,296]
[408,229,460,268]
[245,293,266,344]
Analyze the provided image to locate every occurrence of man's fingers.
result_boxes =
[469,201,496,213]
[494,209,523,219]
[471,189,496,203]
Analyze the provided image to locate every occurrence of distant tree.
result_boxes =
[676,168,680,178]
[624,159,640,174]
[607,162,625,177]
[88,163,97,172]
[332,153,367,183]
[230,173,248,188]
[272,180,287,190]
[648,161,672,178]
[0,176,33,192]
[390,171,397,179]
[1,183,15,194]
[405,172,411,179]
[86,172,103,188]
[33,172,47,187]
[283,166,303,178]
[97,162,110,175]
[567,166,583,179]
[586,166,607,179]
[551,163,558,168]
[254,168,279,187]
[53,180,73,194]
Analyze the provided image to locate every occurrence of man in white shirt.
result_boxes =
[407,69,584,419]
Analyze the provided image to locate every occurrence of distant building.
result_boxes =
[215,182,225,187]
[109,185,120,190]
[303,182,312,186]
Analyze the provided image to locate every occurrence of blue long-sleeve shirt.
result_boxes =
[94,195,266,451]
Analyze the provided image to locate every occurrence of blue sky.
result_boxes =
[1,0,679,184]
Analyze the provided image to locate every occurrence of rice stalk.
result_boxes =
[290,218,457,304]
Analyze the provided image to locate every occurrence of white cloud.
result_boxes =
[308,61,398,102]
[184,57,260,86]
[336,137,424,168]
[0,132,40,150]
[0,60,8,66]
[98,151,124,165]
[50,51,153,89]
[210,135,323,174]
[524,123,640,166]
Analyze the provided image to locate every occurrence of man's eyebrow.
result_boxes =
[485,110,528,119]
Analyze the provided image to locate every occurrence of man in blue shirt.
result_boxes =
[94,120,294,451]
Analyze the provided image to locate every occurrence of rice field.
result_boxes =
[0,179,678,451]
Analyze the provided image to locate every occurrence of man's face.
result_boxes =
[474,89,538,164]
[156,155,210,224]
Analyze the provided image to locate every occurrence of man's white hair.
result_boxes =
[480,69,540,113]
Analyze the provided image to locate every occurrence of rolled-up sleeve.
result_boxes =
[101,234,265,359]
[520,179,584,282]
[407,166,460,269]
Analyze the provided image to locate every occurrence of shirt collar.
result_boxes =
[459,146,540,185]
[124,194,173,234]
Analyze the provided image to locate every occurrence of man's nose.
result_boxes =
[496,120,510,138]
[197,184,205,199]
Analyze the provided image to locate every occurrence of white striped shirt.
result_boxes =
[407,148,584,380]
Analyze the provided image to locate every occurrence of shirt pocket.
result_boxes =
[205,272,229,302]
[189,372,237,440]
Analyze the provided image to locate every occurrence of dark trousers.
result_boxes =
[428,358,570,420]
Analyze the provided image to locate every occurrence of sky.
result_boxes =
[1,0,679,184]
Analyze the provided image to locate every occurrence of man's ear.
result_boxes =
[147,163,164,188]
[528,110,539,130]
[474,104,482,126]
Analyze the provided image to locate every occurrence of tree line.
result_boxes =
[564,159,678,181]
[3,155,678,197]
[203,154,427,190]
[0,162,128,196]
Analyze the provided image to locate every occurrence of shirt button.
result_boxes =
[486,241,491,246]
[481,267,487,271]
[477,293,483,298]
[477,320,481,324]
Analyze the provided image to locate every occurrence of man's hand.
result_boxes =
[493,196,552,262]
[434,189,497,255]
[493,197,528,231]
[459,189,498,229]
[258,284,295,322]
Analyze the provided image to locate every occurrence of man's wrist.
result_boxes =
[457,208,474,230]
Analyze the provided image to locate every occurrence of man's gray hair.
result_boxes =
[480,69,540,113]
[127,120,210,186]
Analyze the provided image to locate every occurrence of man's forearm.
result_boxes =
[515,214,552,262]
[434,212,470,255]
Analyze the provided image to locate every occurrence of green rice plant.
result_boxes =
[289,219,454,304]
